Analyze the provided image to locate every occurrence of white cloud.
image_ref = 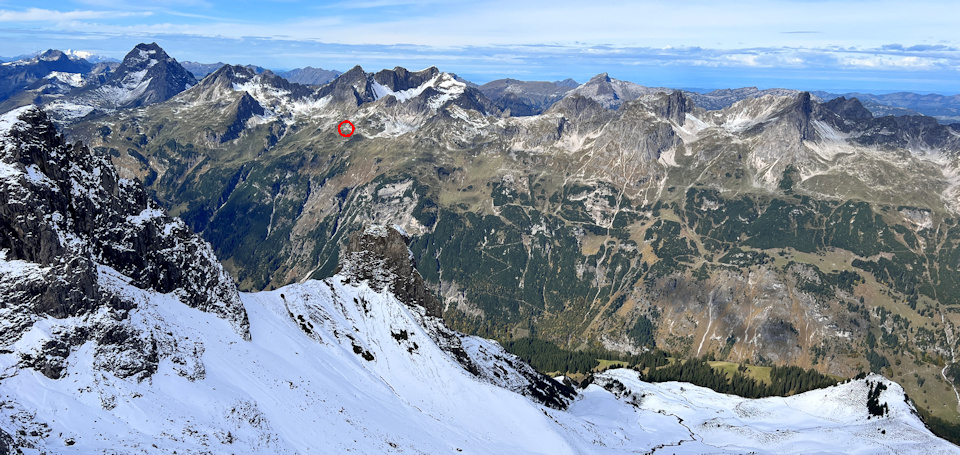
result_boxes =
[0,8,152,22]
[838,55,946,70]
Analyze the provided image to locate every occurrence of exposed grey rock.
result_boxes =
[684,86,801,111]
[337,225,442,318]
[0,426,18,455]
[565,73,671,109]
[372,66,439,92]
[315,65,378,106]
[654,91,691,126]
[0,107,249,381]
[221,92,265,143]
[822,96,874,120]
[817,90,960,124]
[277,66,341,86]
[479,78,573,116]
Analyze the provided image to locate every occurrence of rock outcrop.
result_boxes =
[337,224,443,317]
[0,106,248,380]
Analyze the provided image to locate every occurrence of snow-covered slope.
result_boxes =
[588,370,954,454]
[3,269,956,453]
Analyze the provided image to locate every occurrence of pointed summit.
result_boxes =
[316,65,377,106]
[200,63,258,88]
[98,42,197,108]
[0,50,93,102]
[782,91,818,141]
[565,73,670,109]
[589,72,612,83]
[37,49,69,62]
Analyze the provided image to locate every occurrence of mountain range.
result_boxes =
[2,41,960,449]
[181,62,342,85]
[0,107,955,452]
[5,45,959,123]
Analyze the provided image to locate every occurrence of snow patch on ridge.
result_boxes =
[126,207,164,226]
[0,106,32,135]
[45,71,85,88]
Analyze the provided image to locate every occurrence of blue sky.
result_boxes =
[1,0,959,93]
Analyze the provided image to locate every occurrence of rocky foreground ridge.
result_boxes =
[0,106,249,377]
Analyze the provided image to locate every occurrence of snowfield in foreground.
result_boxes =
[1,265,956,454]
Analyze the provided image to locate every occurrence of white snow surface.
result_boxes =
[126,207,164,226]
[45,71,85,88]
[92,68,153,107]
[64,50,94,60]
[0,105,32,135]
[1,266,955,454]
[43,100,97,120]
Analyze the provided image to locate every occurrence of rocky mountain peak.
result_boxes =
[315,65,377,106]
[0,106,249,378]
[823,96,875,120]
[210,63,257,81]
[113,42,167,73]
[686,86,802,110]
[793,91,815,115]
[333,224,576,409]
[336,225,442,318]
[589,72,612,84]
[478,78,575,116]
[217,91,265,142]
[546,93,609,119]
[100,42,197,108]
[554,78,579,88]
[37,49,69,62]
[567,73,670,110]
[778,91,820,141]
[133,42,164,54]
[372,66,440,92]
[339,64,366,80]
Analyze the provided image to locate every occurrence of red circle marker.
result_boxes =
[337,120,355,137]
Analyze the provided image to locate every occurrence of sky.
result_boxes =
[1,0,959,94]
